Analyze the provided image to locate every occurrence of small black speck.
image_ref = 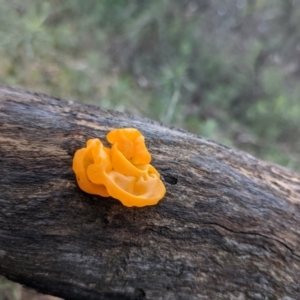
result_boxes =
[164,175,178,185]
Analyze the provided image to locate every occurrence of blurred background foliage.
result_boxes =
[1,0,300,171]
[0,0,300,298]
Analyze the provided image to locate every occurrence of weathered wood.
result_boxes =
[0,85,300,300]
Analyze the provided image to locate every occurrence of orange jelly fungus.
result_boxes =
[72,128,166,207]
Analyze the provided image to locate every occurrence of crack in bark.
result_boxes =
[203,222,300,259]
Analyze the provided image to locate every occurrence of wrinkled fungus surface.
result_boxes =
[73,128,166,207]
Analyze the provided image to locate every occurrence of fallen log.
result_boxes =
[0,85,299,300]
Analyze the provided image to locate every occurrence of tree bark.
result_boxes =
[0,85,300,300]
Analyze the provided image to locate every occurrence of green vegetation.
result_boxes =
[0,276,20,300]
[0,0,300,172]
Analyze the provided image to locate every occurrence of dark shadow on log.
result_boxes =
[0,85,300,300]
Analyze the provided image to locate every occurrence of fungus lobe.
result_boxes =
[73,128,166,207]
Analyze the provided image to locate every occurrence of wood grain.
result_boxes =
[0,85,300,300]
